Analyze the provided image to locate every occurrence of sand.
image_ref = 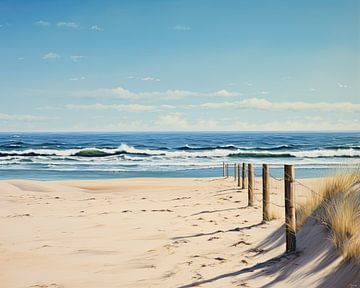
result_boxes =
[0,177,359,288]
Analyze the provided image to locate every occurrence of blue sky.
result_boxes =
[0,0,359,131]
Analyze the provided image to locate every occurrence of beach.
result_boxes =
[1,176,358,287]
[2,0,359,286]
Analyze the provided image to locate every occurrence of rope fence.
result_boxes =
[220,161,319,253]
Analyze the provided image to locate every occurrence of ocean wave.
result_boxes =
[176,144,238,151]
[228,149,360,158]
[254,144,299,151]
[0,141,65,149]
[175,144,299,151]
[324,145,360,150]
[1,143,360,159]
[290,149,360,158]
[73,148,153,157]
[0,144,166,158]
[0,151,57,157]
[228,152,295,158]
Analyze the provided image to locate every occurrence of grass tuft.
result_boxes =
[296,169,360,261]
[269,207,282,220]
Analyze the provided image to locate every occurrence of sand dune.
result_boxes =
[0,177,359,287]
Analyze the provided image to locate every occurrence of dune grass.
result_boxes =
[269,207,282,220]
[296,169,360,261]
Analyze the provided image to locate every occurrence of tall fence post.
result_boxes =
[248,163,254,206]
[262,164,270,221]
[237,164,241,187]
[242,163,246,189]
[284,164,296,252]
[234,163,237,181]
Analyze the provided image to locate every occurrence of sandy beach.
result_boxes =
[1,176,359,288]
[2,0,359,286]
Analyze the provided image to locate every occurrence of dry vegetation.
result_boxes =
[269,206,282,220]
[296,169,360,261]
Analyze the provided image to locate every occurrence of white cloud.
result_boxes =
[156,113,190,129]
[42,52,60,60]
[231,119,360,131]
[155,113,222,131]
[155,115,360,131]
[141,76,160,82]
[37,106,60,111]
[65,103,157,112]
[141,89,197,99]
[128,75,160,81]
[65,117,360,132]
[304,116,323,121]
[70,55,84,62]
[65,103,177,112]
[57,22,78,29]
[70,76,86,81]
[214,89,240,97]
[34,20,50,27]
[0,113,48,121]
[90,25,104,31]
[337,82,348,88]
[260,90,269,95]
[171,25,191,31]
[77,86,240,100]
[85,87,138,99]
[76,87,195,99]
[199,98,360,112]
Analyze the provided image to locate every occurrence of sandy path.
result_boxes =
[0,176,339,287]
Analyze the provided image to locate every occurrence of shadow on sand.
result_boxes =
[172,222,265,241]
[177,218,360,287]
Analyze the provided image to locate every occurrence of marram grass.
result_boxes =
[296,169,360,261]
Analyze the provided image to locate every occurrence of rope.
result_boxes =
[269,173,283,182]
[270,202,286,208]
[223,162,326,206]
[293,178,320,195]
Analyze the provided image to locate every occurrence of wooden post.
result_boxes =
[234,163,237,181]
[237,164,241,187]
[284,164,296,252]
[222,162,225,177]
[242,163,246,189]
[262,164,270,221]
[248,163,254,206]
[226,164,229,178]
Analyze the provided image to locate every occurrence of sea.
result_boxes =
[0,132,359,180]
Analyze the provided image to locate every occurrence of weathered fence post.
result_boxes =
[262,164,270,221]
[248,163,254,206]
[223,162,225,177]
[242,163,246,189]
[234,163,237,181]
[284,164,296,252]
[237,164,241,187]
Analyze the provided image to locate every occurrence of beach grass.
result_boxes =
[296,169,360,261]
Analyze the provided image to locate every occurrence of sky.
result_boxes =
[0,0,359,131]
